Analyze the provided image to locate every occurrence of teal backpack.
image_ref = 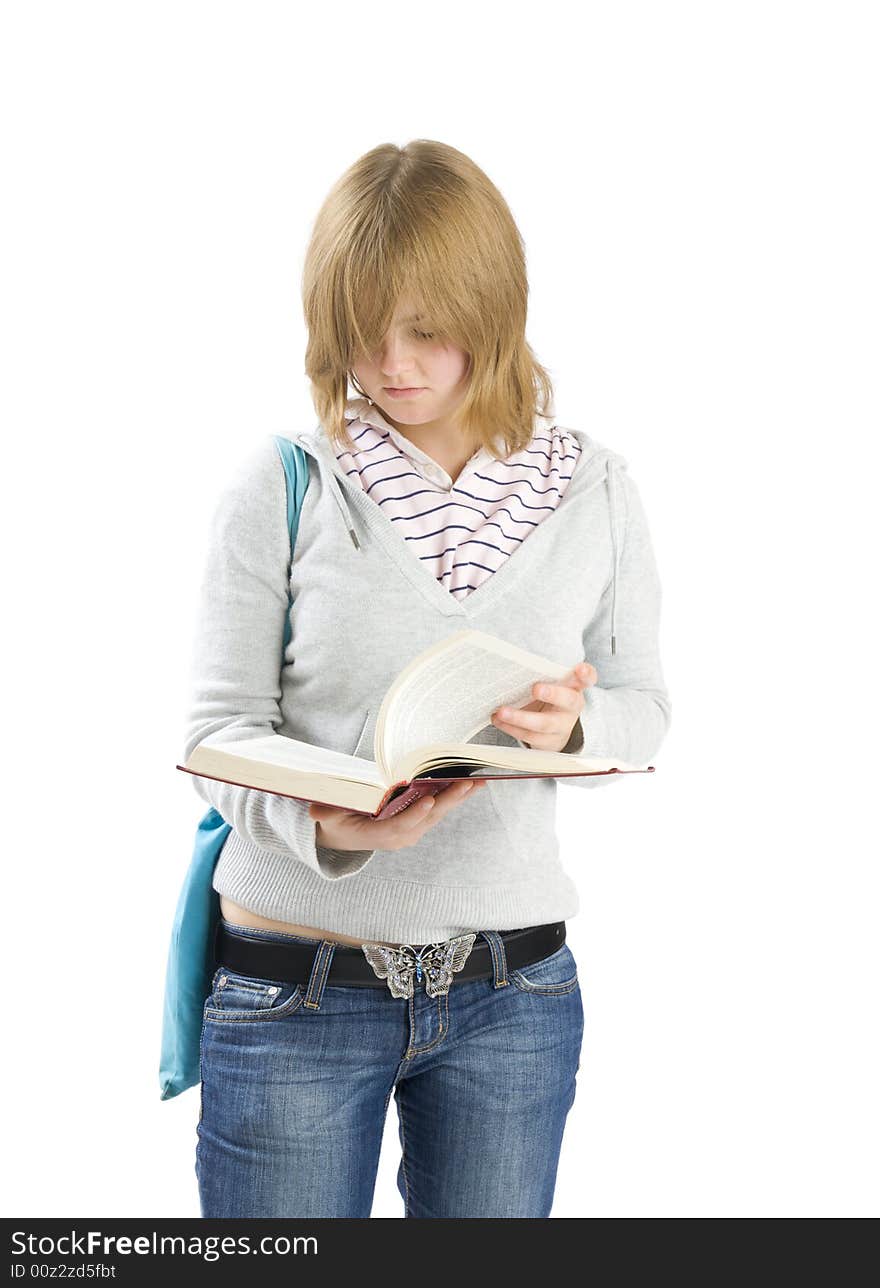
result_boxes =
[159,436,310,1100]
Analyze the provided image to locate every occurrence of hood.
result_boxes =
[288,413,627,658]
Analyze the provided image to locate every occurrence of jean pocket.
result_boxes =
[508,943,579,996]
[204,965,305,1023]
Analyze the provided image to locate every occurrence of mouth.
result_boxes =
[383,386,426,398]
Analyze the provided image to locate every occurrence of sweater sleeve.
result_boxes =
[556,468,672,789]
[181,435,376,879]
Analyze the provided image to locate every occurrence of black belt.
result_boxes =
[215,919,566,989]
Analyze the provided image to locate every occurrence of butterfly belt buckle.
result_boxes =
[361,933,478,998]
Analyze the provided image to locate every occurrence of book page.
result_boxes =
[392,740,642,785]
[198,731,386,786]
[376,629,575,778]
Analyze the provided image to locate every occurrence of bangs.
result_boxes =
[330,224,476,363]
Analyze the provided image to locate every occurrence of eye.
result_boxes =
[413,328,435,340]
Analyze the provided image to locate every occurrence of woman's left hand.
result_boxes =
[490,661,598,753]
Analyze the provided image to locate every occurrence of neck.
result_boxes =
[386,412,479,475]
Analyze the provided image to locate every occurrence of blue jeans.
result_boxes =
[196,920,584,1218]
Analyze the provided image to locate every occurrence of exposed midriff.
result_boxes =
[219,894,403,948]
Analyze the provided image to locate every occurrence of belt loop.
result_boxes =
[303,940,336,1010]
[479,930,509,989]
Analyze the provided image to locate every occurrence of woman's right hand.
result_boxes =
[308,778,488,852]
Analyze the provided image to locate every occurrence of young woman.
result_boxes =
[185,139,671,1218]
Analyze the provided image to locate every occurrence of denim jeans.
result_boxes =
[196,920,584,1218]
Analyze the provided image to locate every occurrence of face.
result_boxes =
[351,298,471,431]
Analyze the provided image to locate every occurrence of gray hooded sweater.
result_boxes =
[182,420,672,943]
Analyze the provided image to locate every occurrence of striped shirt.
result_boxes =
[336,397,583,601]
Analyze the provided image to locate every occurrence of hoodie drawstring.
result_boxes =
[291,429,362,551]
[326,467,361,550]
[606,459,619,657]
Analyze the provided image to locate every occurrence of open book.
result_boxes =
[177,628,655,820]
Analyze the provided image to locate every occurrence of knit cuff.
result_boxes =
[315,844,377,879]
[273,793,377,880]
[559,717,585,756]
[579,685,611,758]
[541,686,609,758]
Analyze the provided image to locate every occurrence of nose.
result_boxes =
[377,329,418,378]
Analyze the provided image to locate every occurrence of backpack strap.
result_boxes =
[272,436,310,652]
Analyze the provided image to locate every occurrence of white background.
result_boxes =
[2,1,877,1219]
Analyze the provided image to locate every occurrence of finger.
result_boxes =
[425,777,483,819]
[391,778,480,834]
[497,689,582,729]
[494,711,569,738]
[532,662,597,702]
[557,662,598,690]
[309,800,340,820]
[529,682,583,712]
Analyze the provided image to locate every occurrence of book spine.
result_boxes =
[374,778,461,820]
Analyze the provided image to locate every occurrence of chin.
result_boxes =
[377,399,436,420]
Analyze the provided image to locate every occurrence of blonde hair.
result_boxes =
[301,139,555,458]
